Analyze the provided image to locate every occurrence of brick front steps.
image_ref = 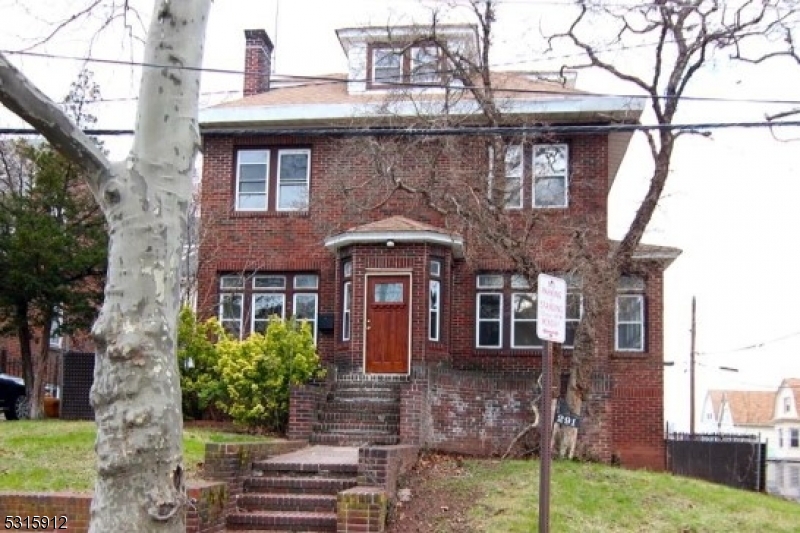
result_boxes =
[310,375,403,446]
[225,448,359,532]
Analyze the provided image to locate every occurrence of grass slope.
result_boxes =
[445,460,800,533]
[0,420,269,492]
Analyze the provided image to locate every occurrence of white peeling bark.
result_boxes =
[0,1,211,531]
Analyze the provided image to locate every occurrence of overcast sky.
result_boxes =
[1,0,799,430]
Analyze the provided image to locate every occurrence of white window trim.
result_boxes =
[476,292,503,349]
[532,143,569,209]
[410,45,440,84]
[488,144,523,210]
[511,292,541,349]
[615,294,645,351]
[293,292,318,343]
[342,281,352,341]
[476,274,504,289]
[219,292,244,340]
[251,293,286,334]
[276,149,311,212]
[235,149,269,212]
[564,293,583,349]
[429,279,441,342]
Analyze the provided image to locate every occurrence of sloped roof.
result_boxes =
[609,241,682,267]
[346,215,451,234]
[324,215,464,258]
[211,71,587,110]
[707,390,725,417]
[712,390,776,426]
[778,378,800,417]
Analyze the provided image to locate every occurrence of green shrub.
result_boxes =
[177,307,225,419]
[177,308,324,431]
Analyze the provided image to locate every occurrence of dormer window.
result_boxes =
[369,44,442,87]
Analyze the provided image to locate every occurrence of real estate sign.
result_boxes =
[536,273,566,344]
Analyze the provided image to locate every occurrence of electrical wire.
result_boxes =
[5,48,800,107]
[697,330,800,357]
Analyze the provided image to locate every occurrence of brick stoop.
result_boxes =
[225,453,358,532]
[310,374,403,446]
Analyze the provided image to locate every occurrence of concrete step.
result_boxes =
[310,432,400,446]
[322,399,400,412]
[226,510,336,532]
[244,475,357,495]
[237,493,337,513]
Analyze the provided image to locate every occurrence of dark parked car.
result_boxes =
[0,373,27,420]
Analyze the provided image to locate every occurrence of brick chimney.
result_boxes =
[243,29,273,97]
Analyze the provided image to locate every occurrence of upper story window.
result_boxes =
[370,44,442,87]
[486,143,569,210]
[784,396,792,414]
[533,144,569,208]
[235,148,311,212]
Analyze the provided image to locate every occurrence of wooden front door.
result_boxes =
[365,275,410,374]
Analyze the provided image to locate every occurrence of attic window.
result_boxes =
[370,44,442,87]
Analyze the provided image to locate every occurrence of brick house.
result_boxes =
[197,25,679,469]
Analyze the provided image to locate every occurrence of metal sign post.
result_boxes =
[536,274,566,533]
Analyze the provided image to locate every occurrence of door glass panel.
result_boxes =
[374,282,403,303]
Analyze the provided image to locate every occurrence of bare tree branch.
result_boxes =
[0,54,111,195]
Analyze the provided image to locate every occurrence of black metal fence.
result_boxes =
[666,432,767,492]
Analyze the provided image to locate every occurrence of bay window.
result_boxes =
[429,260,442,342]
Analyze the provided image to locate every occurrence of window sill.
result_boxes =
[231,210,310,218]
[611,351,650,359]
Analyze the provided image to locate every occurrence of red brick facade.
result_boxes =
[197,27,674,470]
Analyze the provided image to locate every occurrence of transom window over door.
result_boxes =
[235,148,311,212]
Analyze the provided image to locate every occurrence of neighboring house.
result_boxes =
[700,390,776,451]
[701,379,800,460]
[197,25,680,469]
[773,379,800,461]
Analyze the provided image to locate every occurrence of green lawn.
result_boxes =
[0,420,270,492]
[441,460,800,533]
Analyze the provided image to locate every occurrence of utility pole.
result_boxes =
[690,296,696,435]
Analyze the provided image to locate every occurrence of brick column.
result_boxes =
[287,383,322,440]
[337,487,388,533]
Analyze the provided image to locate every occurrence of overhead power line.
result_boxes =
[3,120,800,138]
[5,48,800,106]
[697,329,800,357]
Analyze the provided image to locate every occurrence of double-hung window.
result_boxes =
[429,260,442,341]
[373,48,402,84]
[532,144,569,207]
[411,46,439,84]
[488,144,523,209]
[235,148,311,212]
[476,275,504,348]
[236,150,269,210]
[616,275,645,352]
[792,428,800,448]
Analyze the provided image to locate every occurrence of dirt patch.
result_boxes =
[387,452,480,533]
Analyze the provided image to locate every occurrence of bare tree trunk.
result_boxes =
[15,302,41,418]
[0,1,210,530]
[87,3,210,531]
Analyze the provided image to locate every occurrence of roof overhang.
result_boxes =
[324,230,464,259]
[199,95,644,130]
